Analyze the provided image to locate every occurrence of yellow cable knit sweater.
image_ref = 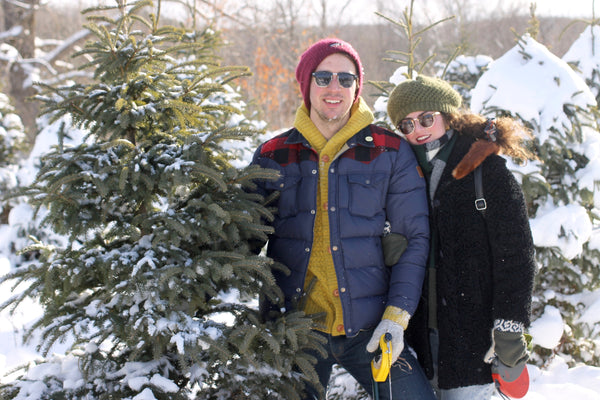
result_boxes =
[294,98,410,336]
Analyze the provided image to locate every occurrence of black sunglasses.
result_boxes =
[312,71,358,88]
[398,112,441,135]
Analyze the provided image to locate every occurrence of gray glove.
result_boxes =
[366,319,405,364]
[382,233,408,267]
[485,329,529,367]
[494,330,529,367]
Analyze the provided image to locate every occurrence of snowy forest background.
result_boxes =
[0,0,599,399]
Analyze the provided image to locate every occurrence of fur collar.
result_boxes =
[452,139,500,180]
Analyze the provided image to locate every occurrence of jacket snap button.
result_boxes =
[333,289,339,297]
[321,155,330,162]
[332,246,338,251]
[336,324,344,333]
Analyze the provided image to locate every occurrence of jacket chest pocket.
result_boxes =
[346,173,387,217]
[265,175,302,219]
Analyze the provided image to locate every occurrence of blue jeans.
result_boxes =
[303,329,436,400]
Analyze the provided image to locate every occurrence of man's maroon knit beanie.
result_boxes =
[295,38,363,111]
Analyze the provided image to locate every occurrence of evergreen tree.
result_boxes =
[435,54,493,107]
[0,115,81,269]
[0,1,322,399]
[561,22,600,365]
[471,34,600,366]
[370,0,456,126]
[0,92,27,223]
[0,92,44,270]
[562,17,600,103]
[325,365,368,400]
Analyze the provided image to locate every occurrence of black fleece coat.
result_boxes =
[405,133,536,389]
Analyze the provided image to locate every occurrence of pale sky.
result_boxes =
[45,0,599,26]
[342,0,598,24]
[483,0,597,17]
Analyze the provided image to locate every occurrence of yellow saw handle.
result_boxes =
[371,332,393,382]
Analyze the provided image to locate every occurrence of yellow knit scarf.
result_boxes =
[294,98,373,335]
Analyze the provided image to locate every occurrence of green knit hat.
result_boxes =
[387,75,462,127]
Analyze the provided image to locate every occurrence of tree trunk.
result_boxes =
[3,0,41,144]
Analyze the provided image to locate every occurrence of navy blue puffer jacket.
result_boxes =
[251,124,429,336]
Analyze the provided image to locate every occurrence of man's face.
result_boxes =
[309,53,358,126]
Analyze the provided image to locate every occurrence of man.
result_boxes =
[251,38,434,399]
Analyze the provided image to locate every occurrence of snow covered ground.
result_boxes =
[1,266,599,398]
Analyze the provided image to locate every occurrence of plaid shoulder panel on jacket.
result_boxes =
[259,125,402,166]
[258,131,318,167]
[341,125,402,164]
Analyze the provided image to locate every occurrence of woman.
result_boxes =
[385,75,536,400]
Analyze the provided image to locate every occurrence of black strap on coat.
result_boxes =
[474,118,498,215]
[474,165,486,214]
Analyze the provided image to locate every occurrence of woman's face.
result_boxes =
[399,111,447,145]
